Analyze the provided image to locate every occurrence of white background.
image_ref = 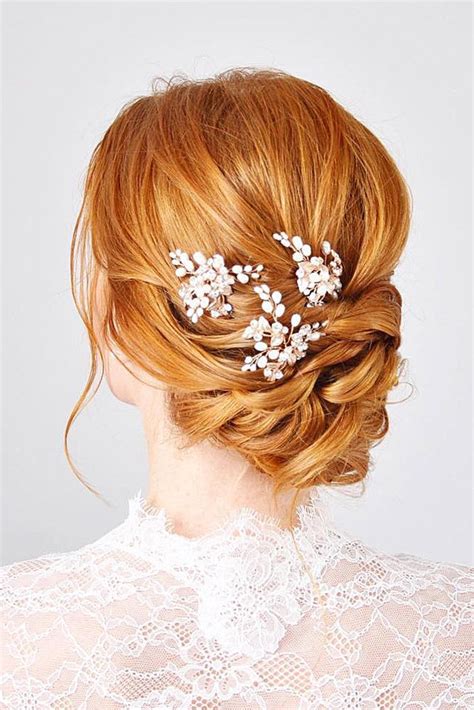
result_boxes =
[2,1,472,565]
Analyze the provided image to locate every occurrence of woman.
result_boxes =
[1,69,472,708]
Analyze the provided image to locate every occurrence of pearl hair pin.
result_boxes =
[169,248,264,323]
[169,234,343,381]
[272,232,343,307]
[241,284,328,382]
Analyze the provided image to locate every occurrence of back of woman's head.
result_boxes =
[69,67,411,497]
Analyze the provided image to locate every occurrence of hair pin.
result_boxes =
[241,284,328,382]
[272,232,342,307]
[169,234,343,381]
[169,249,264,323]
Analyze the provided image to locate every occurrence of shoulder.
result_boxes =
[322,523,473,583]
[0,547,87,705]
[0,539,165,707]
[0,542,108,636]
[323,527,474,606]
[1,541,101,601]
[319,530,473,693]
[0,533,155,616]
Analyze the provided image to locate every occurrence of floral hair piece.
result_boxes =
[272,232,343,307]
[169,234,343,382]
[241,284,328,382]
[169,248,264,323]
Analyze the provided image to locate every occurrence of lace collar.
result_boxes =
[126,485,331,542]
[102,487,349,660]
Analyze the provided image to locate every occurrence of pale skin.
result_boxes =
[94,274,309,538]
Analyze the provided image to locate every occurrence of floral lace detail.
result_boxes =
[108,488,336,661]
[1,488,473,709]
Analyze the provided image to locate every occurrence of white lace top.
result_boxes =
[1,488,473,709]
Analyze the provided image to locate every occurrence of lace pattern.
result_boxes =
[111,489,339,661]
[1,488,473,708]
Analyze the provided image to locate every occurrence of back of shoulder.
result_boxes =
[322,533,473,698]
[1,550,71,586]
[0,543,128,707]
[347,531,473,601]
[322,531,473,641]
[327,526,473,594]
[381,546,473,601]
[1,545,94,605]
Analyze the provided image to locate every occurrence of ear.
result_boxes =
[91,267,137,406]
[103,347,138,406]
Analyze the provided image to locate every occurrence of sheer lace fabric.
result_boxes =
[1,488,473,709]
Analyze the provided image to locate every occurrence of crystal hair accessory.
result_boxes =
[169,248,264,323]
[241,284,328,382]
[272,232,343,307]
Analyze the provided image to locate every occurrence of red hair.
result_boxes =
[66,68,411,501]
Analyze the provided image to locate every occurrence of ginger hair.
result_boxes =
[65,67,411,504]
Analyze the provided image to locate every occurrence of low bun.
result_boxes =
[68,68,411,498]
[168,280,404,493]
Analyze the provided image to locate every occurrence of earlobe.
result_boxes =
[104,347,137,406]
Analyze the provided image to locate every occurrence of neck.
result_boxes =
[137,388,307,538]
